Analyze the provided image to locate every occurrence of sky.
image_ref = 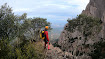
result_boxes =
[0,0,89,28]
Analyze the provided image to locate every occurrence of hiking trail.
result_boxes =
[42,42,72,59]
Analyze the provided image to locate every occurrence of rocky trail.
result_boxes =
[43,43,72,59]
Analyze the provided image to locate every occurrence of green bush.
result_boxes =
[67,14,102,37]
[0,38,45,59]
[15,42,45,59]
[0,3,50,59]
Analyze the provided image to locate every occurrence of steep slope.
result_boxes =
[45,44,72,59]
[57,0,105,59]
[46,0,105,59]
[82,0,105,20]
[46,43,91,59]
[58,14,103,59]
[82,0,105,38]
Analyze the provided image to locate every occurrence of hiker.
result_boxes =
[39,26,50,50]
[40,26,50,50]
[44,26,50,50]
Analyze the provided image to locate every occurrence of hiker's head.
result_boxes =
[45,26,49,30]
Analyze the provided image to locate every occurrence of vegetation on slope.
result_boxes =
[66,14,105,59]
[0,3,51,59]
[67,14,102,37]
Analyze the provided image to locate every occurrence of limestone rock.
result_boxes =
[82,0,105,38]
[58,0,105,59]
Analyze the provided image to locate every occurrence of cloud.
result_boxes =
[13,8,33,12]
[0,0,89,28]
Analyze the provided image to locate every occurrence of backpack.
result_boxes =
[40,30,45,39]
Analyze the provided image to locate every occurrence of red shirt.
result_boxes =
[44,30,49,41]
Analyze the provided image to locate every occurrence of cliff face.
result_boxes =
[82,0,105,21]
[58,15,102,59]
[82,0,105,38]
[58,0,105,59]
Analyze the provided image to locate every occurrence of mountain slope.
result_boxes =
[82,0,105,38]
[58,15,102,59]
[57,0,105,59]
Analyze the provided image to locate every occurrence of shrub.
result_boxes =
[67,14,102,37]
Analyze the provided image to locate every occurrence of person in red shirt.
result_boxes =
[44,26,50,50]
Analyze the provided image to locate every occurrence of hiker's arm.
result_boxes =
[46,31,49,41]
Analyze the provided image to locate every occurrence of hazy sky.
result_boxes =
[0,0,89,28]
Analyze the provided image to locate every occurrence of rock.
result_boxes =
[46,0,105,59]
[82,0,105,38]
[82,0,105,19]
[57,0,105,59]
[45,44,73,59]
[65,52,73,57]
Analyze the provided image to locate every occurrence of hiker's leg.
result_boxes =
[44,42,46,48]
[44,39,46,49]
[47,42,50,49]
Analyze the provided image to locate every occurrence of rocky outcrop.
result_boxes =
[82,0,105,38]
[55,0,105,59]
[82,0,105,21]
[58,14,103,59]
[45,44,91,59]
[45,44,73,59]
